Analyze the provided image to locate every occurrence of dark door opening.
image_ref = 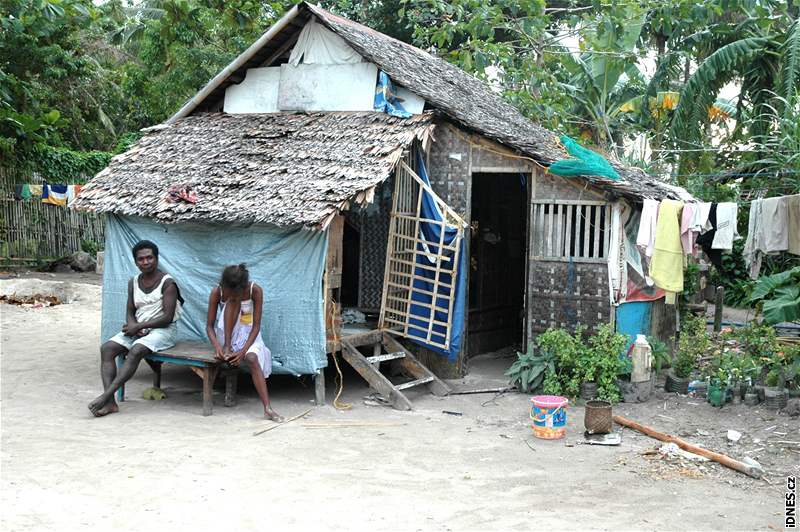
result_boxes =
[468,173,528,355]
[340,219,360,307]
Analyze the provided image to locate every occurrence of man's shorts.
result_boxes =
[108,323,177,353]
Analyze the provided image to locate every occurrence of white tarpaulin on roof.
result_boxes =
[289,20,362,65]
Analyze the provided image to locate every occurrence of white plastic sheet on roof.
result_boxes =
[289,20,363,66]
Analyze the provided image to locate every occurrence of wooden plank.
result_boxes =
[391,231,459,251]
[564,204,573,258]
[583,205,591,258]
[555,203,563,257]
[395,376,435,391]
[593,203,601,258]
[365,352,406,364]
[604,205,611,260]
[387,257,455,278]
[537,202,545,257]
[340,328,384,347]
[531,199,607,206]
[314,370,325,406]
[383,334,450,396]
[202,366,214,416]
[157,342,216,363]
[340,340,412,410]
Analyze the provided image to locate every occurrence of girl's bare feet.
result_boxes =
[264,408,284,423]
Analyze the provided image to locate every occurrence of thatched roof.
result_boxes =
[162,2,684,202]
[73,112,434,227]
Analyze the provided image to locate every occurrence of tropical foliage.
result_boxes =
[750,266,800,325]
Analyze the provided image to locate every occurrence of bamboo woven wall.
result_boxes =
[0,167,105,263]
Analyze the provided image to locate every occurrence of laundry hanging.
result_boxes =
[711,202,740,250]
[636,198,659,260]
[649,199,684,304]
[41,183,68,206]
[787,194,800,255]
[744,196,793,278]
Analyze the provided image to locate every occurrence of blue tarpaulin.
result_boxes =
[616,301,652,364]
[101,214,328,375]
[405,153,466,361]
[374,71,412,118]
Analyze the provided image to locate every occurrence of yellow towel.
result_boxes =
[650,199,684,294]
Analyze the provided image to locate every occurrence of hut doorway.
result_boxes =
[468,172,528,355]
[340,219,360,307]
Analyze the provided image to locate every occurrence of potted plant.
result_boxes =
[666,314,707,394]
[505,342,556,394]
[535,327,582,398]
[581,324,627,403]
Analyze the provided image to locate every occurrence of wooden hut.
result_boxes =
[75,2,689,408]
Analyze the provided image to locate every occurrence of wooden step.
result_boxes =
[339,330,451,411]
[365,351,405,364]
[341,340,412,410]
[395,376,435,391]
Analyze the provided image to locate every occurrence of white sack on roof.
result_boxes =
[289,20,363,65]
[278,62,378,112]
[224,67,280,113]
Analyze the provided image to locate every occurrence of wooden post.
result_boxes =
[613,415,763,478]
[224,370,237,407]
[314,370,326,406]
[202,367,213,416]
[714,286,724,332]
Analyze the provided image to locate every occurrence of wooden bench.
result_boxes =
[116,341,238,416]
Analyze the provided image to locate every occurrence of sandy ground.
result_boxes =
[1,278,796,531]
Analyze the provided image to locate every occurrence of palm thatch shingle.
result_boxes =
[73,112,434,227]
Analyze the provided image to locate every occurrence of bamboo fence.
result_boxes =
[0,167,105,263]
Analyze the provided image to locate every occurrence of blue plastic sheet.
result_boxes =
[101,215,328,375]
[406,153,466,361]
[374,71,412,118]
[616,301,652,363]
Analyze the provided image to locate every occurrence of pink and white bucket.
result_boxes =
[530,395,568,439]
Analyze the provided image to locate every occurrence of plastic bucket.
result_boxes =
[530,395,568,439]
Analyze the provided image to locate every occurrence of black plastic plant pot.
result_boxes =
[665,371,691,394]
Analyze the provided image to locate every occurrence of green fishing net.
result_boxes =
[548,136,620,181]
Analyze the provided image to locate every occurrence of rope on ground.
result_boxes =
[329,298,352,411]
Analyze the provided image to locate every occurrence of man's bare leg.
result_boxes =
[89,344,150,416]
[244,353,283,422]
[94,341,127,416]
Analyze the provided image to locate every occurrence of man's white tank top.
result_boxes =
[133,273,182,323]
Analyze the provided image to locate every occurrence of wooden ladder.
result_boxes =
[340,330,450,410]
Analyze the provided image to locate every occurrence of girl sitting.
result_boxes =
[206,264,283,422]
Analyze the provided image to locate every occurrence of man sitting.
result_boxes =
[88,240,183,417]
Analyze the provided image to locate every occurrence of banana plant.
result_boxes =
[750,266,800,325]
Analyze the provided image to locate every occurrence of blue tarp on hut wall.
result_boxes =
[101,214,328,375]
[616,301,653,355]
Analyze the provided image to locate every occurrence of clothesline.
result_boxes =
[742,194,800,280]
[12,183,83,207]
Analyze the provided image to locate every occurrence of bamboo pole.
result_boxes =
[613,415,764,479]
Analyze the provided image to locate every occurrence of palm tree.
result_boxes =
[669,13,800,186]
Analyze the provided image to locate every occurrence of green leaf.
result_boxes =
[763,295,800,324]
[751,267,800,301]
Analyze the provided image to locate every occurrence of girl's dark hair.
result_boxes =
[221,263,249,292]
